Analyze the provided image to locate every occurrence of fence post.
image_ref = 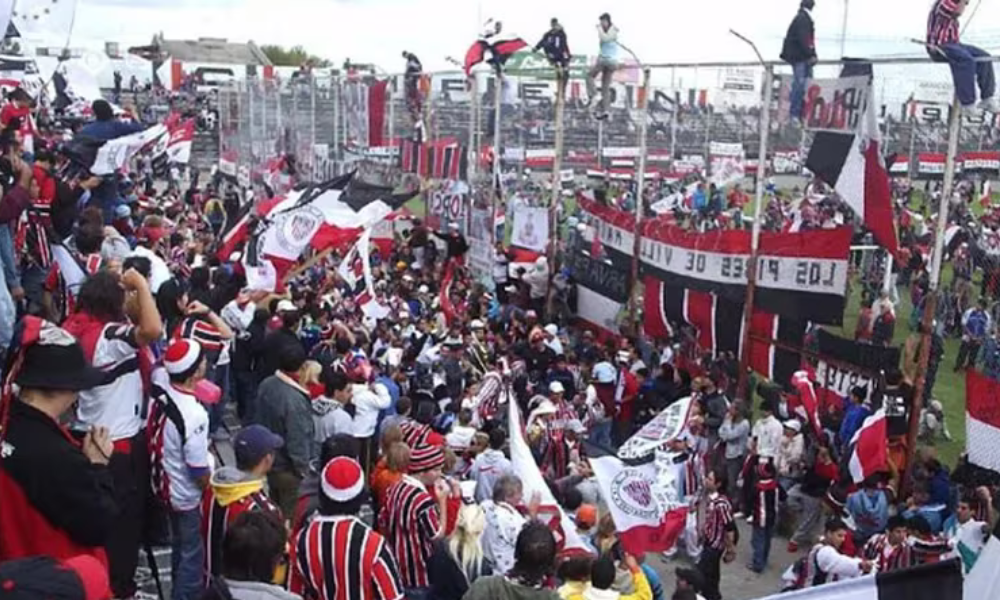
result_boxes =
[737,64,774,399]
[310,75,317,179]
[629,67,652,331]
[907,97,963,493]
[468,74,478,182]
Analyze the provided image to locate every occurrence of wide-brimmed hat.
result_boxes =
[13,318,104,391]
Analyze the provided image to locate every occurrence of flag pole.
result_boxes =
[547,73,567,316]
[468,74,478,183]
[629,67,652,331]
[906,97,962,491]
[730,30,772,401]
[492,69,503,247]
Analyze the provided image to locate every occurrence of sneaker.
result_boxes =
[595,111,609,121]
[746,515,754,523]
[733,512,745,519]
[787,541,799,553]
[978,97,1000,113]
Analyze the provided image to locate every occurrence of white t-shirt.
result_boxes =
[752,415,785,459]
[481,500,526,575]
[161,383,211,512]
[446,425,477,452]
[74,323,144,441]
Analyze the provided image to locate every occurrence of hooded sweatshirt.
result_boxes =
[471,449,513,502]
[464,575,560,600]
[201,467,281,576]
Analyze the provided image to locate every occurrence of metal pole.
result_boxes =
[840,0,850,58]
[907,98,961,490]
[247,78,254,167]
[310,76,317,179]
[492,72,503,247]
[629,68,652,330]
[737,65,774,398]
[671,90,679,160]
[275,80,283,155]
[468,74,479,183]
[547,74,567,317]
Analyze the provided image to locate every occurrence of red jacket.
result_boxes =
[0,400,115,565]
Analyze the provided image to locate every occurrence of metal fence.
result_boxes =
[215,60,1000,192]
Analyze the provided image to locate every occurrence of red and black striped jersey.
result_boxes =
[378,476,440,589]
[289,515,404,600]
[174,316,225,353]
[201,484,282,577]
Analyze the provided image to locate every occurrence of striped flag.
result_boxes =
[847,409,888,484]
[966,370,1000,473]
[756,559,963,600]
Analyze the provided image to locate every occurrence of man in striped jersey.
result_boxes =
[201,425,284,578]
[379,444,449,600]
[861,515,913,573]
[289,456,404,600]
[696,470,736,600]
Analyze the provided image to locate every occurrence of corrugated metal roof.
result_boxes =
[158,38,271,66]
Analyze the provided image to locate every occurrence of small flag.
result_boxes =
[847,409,888,484]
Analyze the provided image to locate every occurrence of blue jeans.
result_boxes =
[0,223,20,291]
[790,62,812,120]
[936,43,995,107]
[750,524,773,572]
[588,418,613,448]
[405,587,431,600]
[170,508,205,600]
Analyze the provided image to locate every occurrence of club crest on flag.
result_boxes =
[611,469,659,521]
[276,206,325,253]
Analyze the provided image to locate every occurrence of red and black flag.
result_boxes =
[464,33,528,75]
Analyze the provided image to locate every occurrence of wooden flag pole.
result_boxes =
[906,97,962,492]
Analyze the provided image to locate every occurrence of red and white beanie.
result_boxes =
[321,457,365,503]
[164,339,204,375]
[409,444,445,474]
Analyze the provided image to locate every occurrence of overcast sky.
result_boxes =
[57,0,1000,71]
[11,0,1000,104]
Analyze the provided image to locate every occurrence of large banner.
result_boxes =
[467,206,494,284]
[800,76,871,133]
[962,151,1000,176]
[511,206,550,253]
[565,249,630,335]
[709,142,745,187]
[638,223,852,325]
[813,329,901,410]
[618,397,695,460]
[343,80,371,147]
[967,370,1000,474]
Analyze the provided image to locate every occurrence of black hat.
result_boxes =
[12,318,104,391]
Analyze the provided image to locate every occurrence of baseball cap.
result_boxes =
[576,504,597,529]
[234,425,284,466]
[276,299,297,313]
[549,381,565,394]
[593,361,616,384]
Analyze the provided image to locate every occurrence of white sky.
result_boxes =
[61,0,1000,70]
[13,0,1000,104]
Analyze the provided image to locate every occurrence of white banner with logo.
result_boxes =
[709,142,745,187]
[800,76,871,134]
[772,150,802,175]
[618,397,695,460]
[511,206,550,252]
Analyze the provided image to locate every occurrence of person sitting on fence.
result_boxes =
[926,0,999,112]
[535,18,571,83]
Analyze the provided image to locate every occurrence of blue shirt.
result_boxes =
[847,489,889,539]
[840,400,871,448]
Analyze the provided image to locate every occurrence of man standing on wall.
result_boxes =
[781,0,817,123]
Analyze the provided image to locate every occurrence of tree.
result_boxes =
[260,44,331,68]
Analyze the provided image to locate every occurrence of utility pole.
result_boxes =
[840,0,850,57]
[730,30,772,400]
[629,67,652,330]
[907,98,962,490]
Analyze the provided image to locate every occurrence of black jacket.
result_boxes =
[0,401,117,561]
[535,27,570,64]
[427,539,493,600]
[780,8,816,64]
